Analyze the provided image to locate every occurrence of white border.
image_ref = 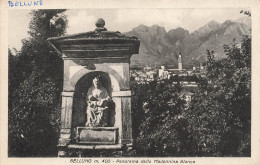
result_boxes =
[1,0,260,165]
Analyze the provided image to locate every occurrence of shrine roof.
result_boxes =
[47,18,140,55]
[47,30,139,41]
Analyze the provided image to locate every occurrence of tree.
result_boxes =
[131,79,191,156]
[8,10,67,157]
[184,34,251,156]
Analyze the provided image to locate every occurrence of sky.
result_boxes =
[8,8,247,52]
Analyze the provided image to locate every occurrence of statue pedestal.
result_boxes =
[76,127,118,145]
[68,144,122,150]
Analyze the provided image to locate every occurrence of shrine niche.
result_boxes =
[47,18,140,155]
[72,72,114,129]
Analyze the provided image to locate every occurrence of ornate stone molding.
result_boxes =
[62,91,74,97]
[112,91,131,97]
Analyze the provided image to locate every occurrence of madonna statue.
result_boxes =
[85,76,111,127]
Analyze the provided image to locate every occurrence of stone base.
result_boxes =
[76,127,118,144]
[68,144,122,150]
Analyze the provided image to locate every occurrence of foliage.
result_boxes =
[170,74,199,82]
[240,10,251,17]
[8,10,67,157]
[131,79,192,156]
[183,35,251,156]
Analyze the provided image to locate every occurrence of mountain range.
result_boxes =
[125,16,251,68]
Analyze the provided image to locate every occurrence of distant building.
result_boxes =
[158,51,184,79]
[130,66,158,83]
[159,66,168,78]
[178,51,183,70]
[144,65,152,71]
[199,62,207,76]
[200,62,204,70]
[146,70,156,79]
[187,70,193,75]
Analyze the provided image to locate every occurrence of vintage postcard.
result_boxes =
[1,0,260,165]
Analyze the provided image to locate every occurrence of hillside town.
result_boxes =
[130,51,207,104]
[130,51,206,83]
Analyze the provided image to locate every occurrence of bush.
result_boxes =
[131,79,192,156]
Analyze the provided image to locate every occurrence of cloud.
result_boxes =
[9,9,247,51]
[188,8,246,30]
[114,9,185,32]
[8,10,31,51]
[65,9,246,34]
[66,9,187,33]
[66,10,97,34]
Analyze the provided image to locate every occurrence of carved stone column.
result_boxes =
[58,91,74,147]
[112,91,133,146]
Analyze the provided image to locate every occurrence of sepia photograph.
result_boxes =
[7,8,252,157]
[1,0,260,164]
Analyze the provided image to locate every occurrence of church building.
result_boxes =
[178,51,183,70]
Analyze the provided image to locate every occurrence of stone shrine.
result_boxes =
[47,18,140,156]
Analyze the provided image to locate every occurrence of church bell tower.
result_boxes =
[178,51,183,70]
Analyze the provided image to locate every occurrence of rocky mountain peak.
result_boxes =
[233,16,251,26]
[223,20,233,26]
[166,27,189,42]
[126,19,251,68]
[132,24,149,32]
[195,20,220,34]
[207,20,220,27]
